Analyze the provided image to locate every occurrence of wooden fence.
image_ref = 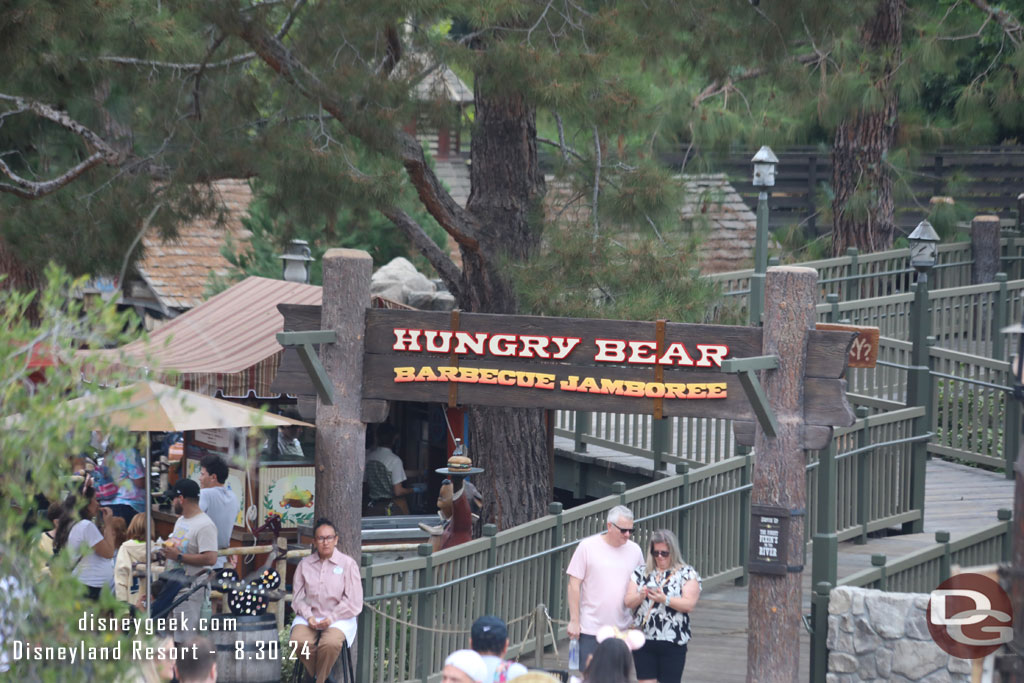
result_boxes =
[704,146,1024,234]
[357,405,924,683]
[708,236,1024,303]
[837,514,1013,593]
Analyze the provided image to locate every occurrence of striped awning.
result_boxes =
[91,276,322,398]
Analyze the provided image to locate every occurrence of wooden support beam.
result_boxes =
[722,356,780,437]
[747,266,817,683]
[316,249,372,564]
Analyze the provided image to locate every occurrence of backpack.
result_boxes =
[493,660,513,683]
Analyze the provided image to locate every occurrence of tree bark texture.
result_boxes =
[747,266,817,683]
[316,248,373,563]
[971,215,1002,284]
[460,70,549,529]
[830,0,904,256]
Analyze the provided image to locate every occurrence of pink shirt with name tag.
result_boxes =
[292,548,363,624]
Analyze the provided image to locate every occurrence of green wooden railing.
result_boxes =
[810,510,1013,681]
[358,404,926,683]
[708,236,1024,303]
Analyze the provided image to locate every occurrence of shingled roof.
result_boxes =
[680,174,758,274]
[542,173,758,274]
[133,179,253,313]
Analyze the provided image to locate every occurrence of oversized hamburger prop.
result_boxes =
[433,439,482,550]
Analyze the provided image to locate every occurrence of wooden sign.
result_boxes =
[358,309,857,426]
[816,323,879,369]
[748,504,794,575]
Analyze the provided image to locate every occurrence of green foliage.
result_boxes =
[510,220,736,325]
[0,264,157,682]
[206,180,447,294]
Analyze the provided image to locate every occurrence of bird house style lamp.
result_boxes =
[1004,318,1024,401]
[908,220,940,272]
[279,239,315,283]
[751,146,778,188]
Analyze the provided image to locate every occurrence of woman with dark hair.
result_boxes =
[582,637,636,683]
[52,485,116,599]
[624,529,701,683]
[289,518,363,683]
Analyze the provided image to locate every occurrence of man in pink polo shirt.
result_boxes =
[566,505,644,669]
[290,517,363,683]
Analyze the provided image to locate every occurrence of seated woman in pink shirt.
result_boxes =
[290,518,363,683]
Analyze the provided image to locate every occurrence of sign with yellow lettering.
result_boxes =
[360,309,856,424]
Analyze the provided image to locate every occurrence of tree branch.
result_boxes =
[0,94,124,198]
[0,153,106,199]
[381,206,463,299]
[968,0,1023,46]
[693,53,821,107]
[213,5,482,253]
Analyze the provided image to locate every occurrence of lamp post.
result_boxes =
[908,220,940,367]
[1000,318,1024,681]
[279,239,315,284]
[750,145,778,326]
[905,220,941,534]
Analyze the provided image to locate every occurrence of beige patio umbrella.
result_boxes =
[36,380,314,613]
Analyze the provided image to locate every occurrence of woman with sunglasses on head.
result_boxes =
[623,529,701,683]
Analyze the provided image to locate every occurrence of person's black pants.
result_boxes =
[632,639,687,683]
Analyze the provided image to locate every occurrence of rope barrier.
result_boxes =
[360,601,535,635]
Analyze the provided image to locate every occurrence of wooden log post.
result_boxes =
[746,266,817,683]
[316,248,373,562]
[971,215,1001,284]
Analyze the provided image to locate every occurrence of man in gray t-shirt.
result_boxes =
[198,455,240,570]
[162,479,218,642]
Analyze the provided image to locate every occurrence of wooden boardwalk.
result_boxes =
[537,458,1013,682]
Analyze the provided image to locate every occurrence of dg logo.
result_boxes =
[927,573,1013,659]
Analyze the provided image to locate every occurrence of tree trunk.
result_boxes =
[461,73,549,529]
[831,0,903,256]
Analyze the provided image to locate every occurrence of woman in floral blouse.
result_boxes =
[623,529,701,682]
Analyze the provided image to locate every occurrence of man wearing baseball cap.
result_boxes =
[472,616,528,682]
[442,649,488,683]
[154,479,218,641]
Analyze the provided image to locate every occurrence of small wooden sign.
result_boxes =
[816,323,879,369]
[748,504,792,575]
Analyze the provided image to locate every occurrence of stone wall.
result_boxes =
[827,586,972,682]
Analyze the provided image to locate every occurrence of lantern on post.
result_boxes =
[279,239,315,284]
[749,145,778,326]
[908,219,941,279]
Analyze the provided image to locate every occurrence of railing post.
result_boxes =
[855,407,871,545]
[534,603,546,668]
[906,311,934,534]
[612,481,627,506]
[735,448,751,587]
[1005,388,1021,481]
[872,554,888,591]
[483,524,498,616]
[999,509,1013,563]
[276,536,287,632]
[812,440,839,590]
[573,411,590,453]
[936,531,951,582]
[845,247,859,300]
[826,293,839,323]
[993,273,1008,361]
[358,553,374,683]
[547,503,564,623]
[651,417,669,472]
[416,544,435,683]
[810,581,832,683]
